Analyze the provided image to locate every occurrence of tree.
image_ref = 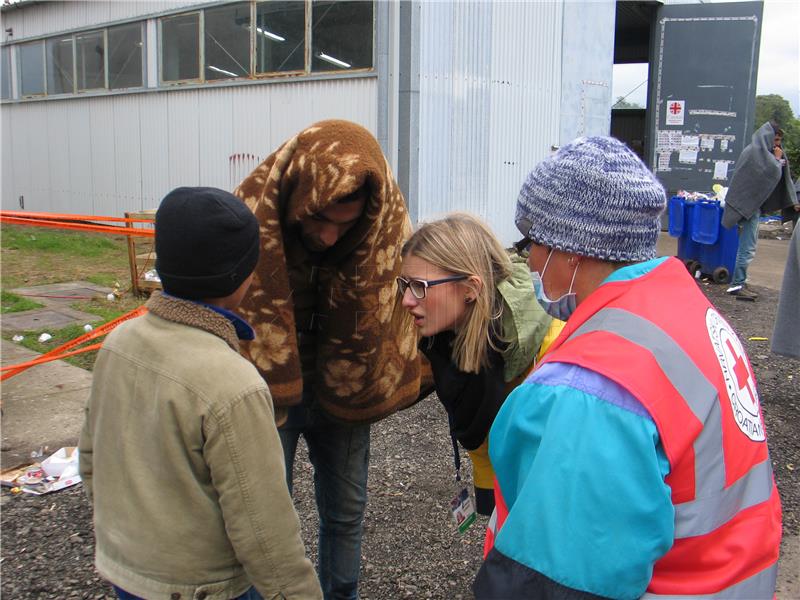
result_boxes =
[612,96,643,110]
[754,94,799,177]
[754,94,795,129]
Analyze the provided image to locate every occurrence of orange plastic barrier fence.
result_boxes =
[1,210,153,223]
[1,343,104,373]
[1,306,148,381]
[0,211,154,237]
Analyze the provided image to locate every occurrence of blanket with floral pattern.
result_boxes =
[234,120,423,423]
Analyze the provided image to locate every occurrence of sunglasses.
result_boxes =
[396,275,468,299]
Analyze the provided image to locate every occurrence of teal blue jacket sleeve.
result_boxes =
[486,362,674,600]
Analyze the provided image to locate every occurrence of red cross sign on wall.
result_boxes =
[665,100,685,125]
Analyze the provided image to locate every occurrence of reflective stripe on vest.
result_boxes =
[483,507,498,559]
[487,507,498,535]
[641,562,778,599]
[568,307,773,540]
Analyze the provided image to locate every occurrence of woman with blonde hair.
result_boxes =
[397,213,561,515]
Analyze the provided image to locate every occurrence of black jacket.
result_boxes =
[420,331,506,451]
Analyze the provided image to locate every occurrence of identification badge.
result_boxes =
[450,487,476,533]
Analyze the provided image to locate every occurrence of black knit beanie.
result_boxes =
[155,187,260,300]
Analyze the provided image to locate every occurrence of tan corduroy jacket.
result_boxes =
[79,293,321,600]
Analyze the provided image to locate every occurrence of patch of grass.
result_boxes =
[71,296,145,322]
[2,225,118,256]
[85,273,124,288]
[1,291,44,314]
[1,224,133,290]
[3,323,100,371]
[2,295,146,371]
[1,224,152,372]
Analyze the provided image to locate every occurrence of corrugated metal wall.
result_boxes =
[1,77,378,215]
[416,1,563,245]
[559,1,615,143]
[1,1,206,40]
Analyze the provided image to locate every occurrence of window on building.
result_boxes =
[11,0,376,100]
[311,1,373,72]
[108,23,144,89]
[20,41,46,96]
[46,37,74,94]
[161,13,200,82]
[1,46,11,99]
[76,30,105,91]
[204,2,251,80]
[256,1,305,74]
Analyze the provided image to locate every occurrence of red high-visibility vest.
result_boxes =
[528,257,781,598]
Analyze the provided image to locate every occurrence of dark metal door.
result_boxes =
[646,1,763,196]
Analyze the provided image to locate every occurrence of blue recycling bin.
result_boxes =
[668,196,739,283]
[668,196,702,266]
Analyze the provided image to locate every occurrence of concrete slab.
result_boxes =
[747,238,793,291]
[10,281,111,308]
[0,307,102,332]
[0,339,91,468]
[2,281,112,333]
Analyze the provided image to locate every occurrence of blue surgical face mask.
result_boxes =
[530,249,579,321]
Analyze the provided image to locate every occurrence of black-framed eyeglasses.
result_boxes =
[396,275,468,299]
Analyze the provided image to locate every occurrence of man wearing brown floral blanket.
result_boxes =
[235,120,423,600]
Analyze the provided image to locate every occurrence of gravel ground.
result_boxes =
[1,277,798,599]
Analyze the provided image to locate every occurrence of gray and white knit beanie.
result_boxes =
[515,136,666,262]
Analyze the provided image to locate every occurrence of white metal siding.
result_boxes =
[559,1,615,143]
[2,1,206,40]
[67,104,92,214]
[90,99,116,215]
[113,94,144,216]
[139,93,170,208]
[0,77,377,215]
[416,1,563,245]
[1,106,14,207]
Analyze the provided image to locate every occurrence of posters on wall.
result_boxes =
[655,99,736,182]
[713,161,730,180]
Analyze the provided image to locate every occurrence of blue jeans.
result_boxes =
[114,586,262,599]
[280,399,370,600]
[732,210,760,286]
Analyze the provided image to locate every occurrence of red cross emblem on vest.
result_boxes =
[706,307,765,441]
[725,338,756,401]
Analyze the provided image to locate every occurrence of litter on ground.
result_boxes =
[0,447,82,496]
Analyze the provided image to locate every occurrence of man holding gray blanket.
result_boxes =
[722,121,799,300]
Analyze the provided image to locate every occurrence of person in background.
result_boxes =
[234,120,423,600]
[722,121,799,301]
[475,137,782,599]
[79,187,321,600]
[397,213,561,516]
[771,222,800,358]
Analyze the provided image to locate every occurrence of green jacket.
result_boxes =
[79,293,321,600]
[497,258,553,382]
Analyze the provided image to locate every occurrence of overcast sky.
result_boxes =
[612,0,800,116]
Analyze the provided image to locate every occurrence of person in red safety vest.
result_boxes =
[474,136,782,600]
